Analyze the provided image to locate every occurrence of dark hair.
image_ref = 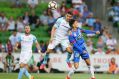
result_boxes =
[67,11,73,15]
[69,19,76,27]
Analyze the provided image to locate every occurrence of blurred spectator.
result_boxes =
[5,40,13,53]
[27,0,38,9]
[95,48,105,55]
[96,36,105,49]
[93,18,102,33]
[39,11,48,26]
[101,30,109,43]
[52,10,61,19]
[9,30,19,51]
[5,53,15,72]
[16,16,24,31]
[108,57,119,74]
[108,1,119,24]
[83,6,90,19]
[29,11,39,29]
[39,40,47,53]
[0,41,5,52]
[85,12,96,30]
[86,39,94,54]
[77,12,85,25]
[106,33,117,50]
[73,9,79,19]
[47,12,55,27]
[22,11,30,26]
[60,1,68,16]
[34,40,47,53]
[7,16,15,31]
[0,13,9,31]
[12,0,22,8]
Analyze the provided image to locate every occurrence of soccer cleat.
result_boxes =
[67,62,72,68]
[40,64,45,69]
[65,76,70,79]
[30,76,34,79]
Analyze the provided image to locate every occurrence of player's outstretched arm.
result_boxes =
[80,28,100,35]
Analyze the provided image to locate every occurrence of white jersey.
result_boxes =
[18,33,37,52]
[54,17,71,40]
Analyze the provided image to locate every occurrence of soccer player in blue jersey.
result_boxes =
[40,12,73,69]
[66,19,100,79]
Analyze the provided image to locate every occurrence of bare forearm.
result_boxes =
[51,27,56,39]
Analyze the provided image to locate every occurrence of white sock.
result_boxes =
[68,68,76,77]
[88,66,95,78]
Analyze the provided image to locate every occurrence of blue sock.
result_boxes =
[43,54,49,64]
[66,53,72,62]
[18,68,25,79]
[24,68,31,79]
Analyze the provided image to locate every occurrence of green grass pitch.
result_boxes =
[0,73,119,79]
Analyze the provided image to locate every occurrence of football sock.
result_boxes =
[24,68,31,79]
[68,68,76,77]
[66,53,72,62]
[43,53,49,64]
[18,68,26,79]
[88,66,95,78]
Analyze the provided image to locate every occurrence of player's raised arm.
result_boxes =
[80,28,100,35]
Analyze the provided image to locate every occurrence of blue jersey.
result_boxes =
[69,28,96,62]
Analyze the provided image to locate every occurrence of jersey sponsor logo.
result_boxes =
[61,24,70,29]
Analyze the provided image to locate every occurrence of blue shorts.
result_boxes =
[73,45,89,63]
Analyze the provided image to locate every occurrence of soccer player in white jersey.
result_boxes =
[15,26,41,79]
[40,11,73,69]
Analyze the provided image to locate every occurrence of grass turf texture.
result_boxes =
[0,73,118,79]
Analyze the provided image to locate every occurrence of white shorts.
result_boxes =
[48,39,70,50]
[19,51,32,64]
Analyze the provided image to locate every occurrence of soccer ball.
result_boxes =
[48,1,57,10]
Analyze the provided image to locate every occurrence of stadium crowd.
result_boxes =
[0,0,119,73]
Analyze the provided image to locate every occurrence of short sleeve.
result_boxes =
[18,36,21,42]
[33,35,37,43]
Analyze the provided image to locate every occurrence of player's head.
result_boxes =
[25,25,31,34]
[69,19,78,29]
[65,11,73,22]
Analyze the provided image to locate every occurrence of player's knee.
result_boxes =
[66,47,72,53]
[20,63,27,68]
[74,63,79,69]
[85,59,90,66]
[46,49,52,54]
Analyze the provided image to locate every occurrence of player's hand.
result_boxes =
[96,31,100,34]
[38,50,41,54]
